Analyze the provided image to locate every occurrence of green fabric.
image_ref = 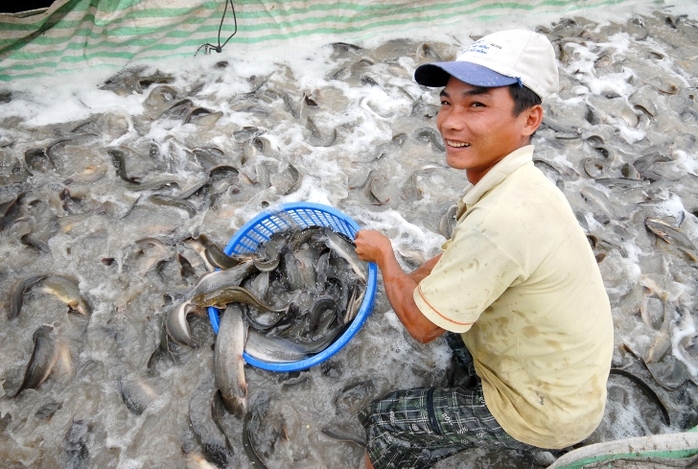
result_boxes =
[0,0,632,81]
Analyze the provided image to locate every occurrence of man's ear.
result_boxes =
[523,104,544,137]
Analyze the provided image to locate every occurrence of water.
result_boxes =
[1,2,698,468]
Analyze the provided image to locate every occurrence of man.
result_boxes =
[354,29,614,469]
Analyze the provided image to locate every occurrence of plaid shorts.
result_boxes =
[358,333,537,469]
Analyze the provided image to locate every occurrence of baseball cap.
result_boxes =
[414,29,559,101]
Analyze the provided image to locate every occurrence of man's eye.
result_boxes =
[471,101,484,107]
[440,100,450,106]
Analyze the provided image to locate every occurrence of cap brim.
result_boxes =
[415,61,518,88]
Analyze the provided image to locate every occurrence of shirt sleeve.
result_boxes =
[413,226,525,333]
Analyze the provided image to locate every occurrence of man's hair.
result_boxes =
[509,84,541,116]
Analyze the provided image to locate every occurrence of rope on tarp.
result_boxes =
[195,0,238,55]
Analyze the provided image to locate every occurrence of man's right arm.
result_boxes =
[354,230,444,343]
[408,254,442,283]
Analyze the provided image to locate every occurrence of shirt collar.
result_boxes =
[457,145,535,217]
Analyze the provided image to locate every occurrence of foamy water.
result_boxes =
[1,2,697,468]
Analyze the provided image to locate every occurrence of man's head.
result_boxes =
[413,30,559,184]
[414,29,559,104]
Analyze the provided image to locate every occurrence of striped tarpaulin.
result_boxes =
[0,0,636,81]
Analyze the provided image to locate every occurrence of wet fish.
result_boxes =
[165,301,198,347]
[11,325,59,398]
[160,98,195,121]
[25,147,55,173]
[188,378,235,468]
[415,127,445,152]
[416,43,443,62]
[438,204,458,239]
[192,146,226,169]
[177,253,198,283]
[609,368,671,426]
[644,217,698,262]
[245,328,310,363]
[100,65,173,96]
[193,285,287,316]
[63,419,90,469]
[108,147,140,184]
[0,191,26,232]
[188,261,257,301]
[342,283,364,325]
[321,422,367,447]
[20,231,51,254]
[7,274,47,320]
[214,304,248,419]
[371,133,407,161]
[118,375,158,415]
[242,393,287,469]
[184,107,223,127]
[35,399,63,420]
[321,228,367,283]
[39,274,92,316]
[148,194,197,218]
[205,242,255,270]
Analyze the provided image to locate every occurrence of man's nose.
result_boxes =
[440,110,464,131]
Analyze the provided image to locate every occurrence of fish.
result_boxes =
[370,133,407,161]
[108,147,141,184]
[39,274,92,316]
[213,303,248,419]
[609,368,671,426]
[165,301,198,347]
[270,162,302,195]
[415,127,445,152]
[0,191,26,232]
[245,328,310,363]
[334,378,387,416]
[242,393,287,469]
[63,419,90,469]
[644,217,698,262]
[187,261,258,301]
[11,324,59,398]
[148,194,196,218]
[177,253,198,283]
[143,84,180,116]
[437,204,458,239]
[25,147,55,173]
[184,107,223,127]
[342,283,364,324]
[191,285,287,314]
[100,65,174,96]
[416,43,443,62]
[35,400,63,420]
[118,375,158,415]
[192,146,226,169]
[188,377,235,468]
[321,228,367,283]
[204,243,254,270]
[7,274,47,320]
[321,422,367,447]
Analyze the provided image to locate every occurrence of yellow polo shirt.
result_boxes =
[414,145,613,449]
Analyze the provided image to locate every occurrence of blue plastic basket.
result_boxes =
[208,202,377,372]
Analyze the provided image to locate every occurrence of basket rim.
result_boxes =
[207,202,377,372]
[223,201,360,255]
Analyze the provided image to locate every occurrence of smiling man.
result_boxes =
[354,30,614,468]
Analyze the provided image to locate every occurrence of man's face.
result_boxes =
[436,77,535,184]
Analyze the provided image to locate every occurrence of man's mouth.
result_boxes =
[445,140,471,148]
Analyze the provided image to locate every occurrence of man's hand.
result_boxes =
[355,230,393,265]
[354,229,444,343]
